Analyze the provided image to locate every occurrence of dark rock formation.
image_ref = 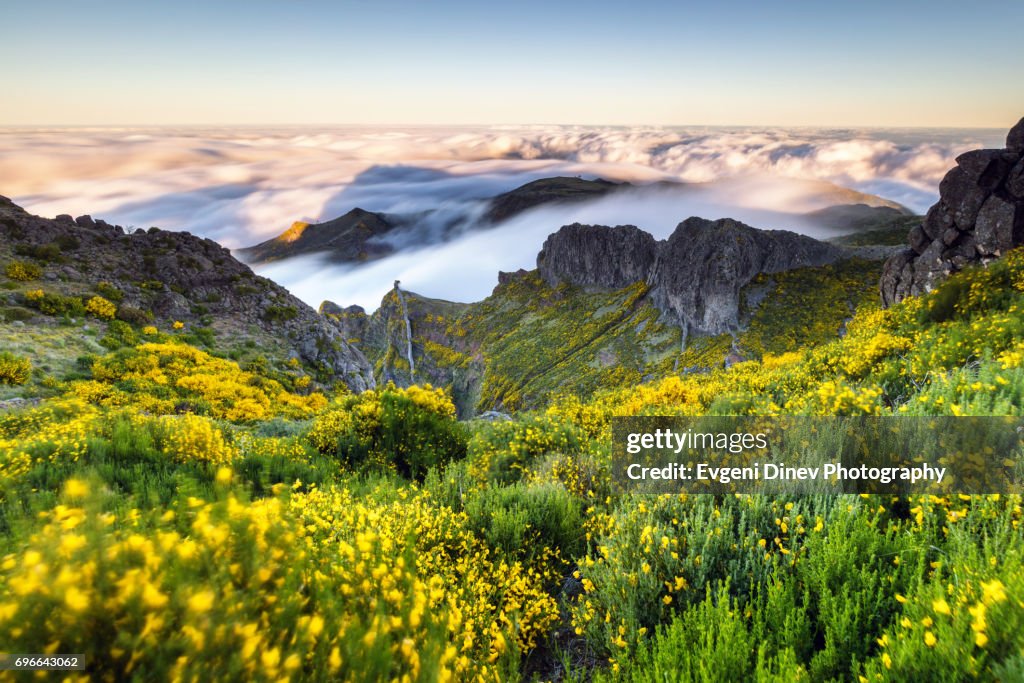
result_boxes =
[238,208,394,264]
[881,117,1024,306]
[538,217,844,336]
[0,197,374,391]
[484,176,621,224]
[537,224,658,290]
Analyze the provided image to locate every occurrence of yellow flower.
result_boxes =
[662,595,672,605]
[215,467,233,485]
[975,631,988,648]
[173,320,185,330]
[882,653,892,669]
[932,598,951,615]
[981,579,1007,605]
[65,587,89,612]
[924,631,937,648]
[188,590,215,613]
[262,648,280,669]
[142,583,168,609]
[64,479,89,499]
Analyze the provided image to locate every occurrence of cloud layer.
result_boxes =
[0,125,1003,309]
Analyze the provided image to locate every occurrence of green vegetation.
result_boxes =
[1,242,1024,681]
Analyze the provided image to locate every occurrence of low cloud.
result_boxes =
[0,125,1004,310]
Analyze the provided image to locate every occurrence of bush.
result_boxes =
[0,351,31,384]
[5,260,42,281]
[85,296,117,320]
[100,320,139,349]
[308,383,467,480]
[467,413,582,485]
[115,304,154,325]
[463,481,584,563]
[95,281,124,302]
[24,289,85,317]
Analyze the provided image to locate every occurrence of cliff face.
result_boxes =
[881,117,1024,306]
[0,197,375,391]
[538,217,844,336]
[537,223,658,290]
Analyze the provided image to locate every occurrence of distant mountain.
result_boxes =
[239,177,626,266]
[482,176,622,223]
[237,208,395,264]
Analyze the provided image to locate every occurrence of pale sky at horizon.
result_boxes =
[1,0,1022,128]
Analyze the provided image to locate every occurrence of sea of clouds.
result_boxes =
[0,125,1004,309]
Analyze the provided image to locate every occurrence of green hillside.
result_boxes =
[2,211,1024,679]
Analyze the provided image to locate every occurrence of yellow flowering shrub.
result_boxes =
[308,383,465,479]
[4,260,42,281]
[85,295,117,320]
[0,352,31,385]
[87,343,324,423]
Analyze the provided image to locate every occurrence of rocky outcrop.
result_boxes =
[538,217,844,337]
[537,224,658,290]
[881,117,1024,306]
[239,208,394,264]
[484,177,621,224]
[0,197,375,391]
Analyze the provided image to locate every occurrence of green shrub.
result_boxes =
[0,351,31,384]
[308,384,467,480]
[96,281,124,302]
[467,413,582,485]
[24,289,84,317]
[5,260,42,281]
[463,481,583,563]
[100,320,139,350]
[115,304,153,326]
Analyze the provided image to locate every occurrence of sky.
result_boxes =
[1,0,1022,127]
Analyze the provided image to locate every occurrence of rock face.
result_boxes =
[537,224,658,290]
[538,217,844,336]
[881,117,1024,306]
[238,208,394,264]
[0,197,375,391]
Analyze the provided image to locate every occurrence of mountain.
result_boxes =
[0,196,374,391]
[881,116,1024,305]
[237,208,395,264]
[482,176,622,223]
[328,217,883,414]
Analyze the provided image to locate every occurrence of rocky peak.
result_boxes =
[537,224,658,290]
[538,217,844,337]
[238,208,394,264]
[881,116,1024,306]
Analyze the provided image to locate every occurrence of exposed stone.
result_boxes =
[881,118,1024,306]
[539,217,843,336]
[1007,117,1024,152]
[908,224,930,253]
[537,224,658,290]
[938,166,989,230]
[1007,159,1024,200]
[974,195,1018,256]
